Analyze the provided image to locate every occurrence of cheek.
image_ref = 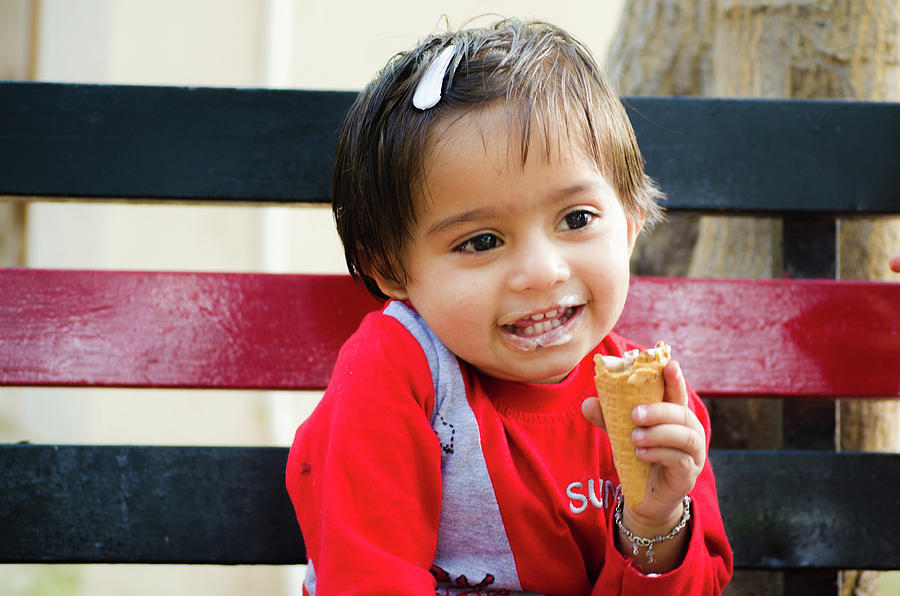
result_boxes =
[580,240,632,305]
[409,268,486,325]
[433,276,496,338]
[440,277,490,325]
[433,261,489,298]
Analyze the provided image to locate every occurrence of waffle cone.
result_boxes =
[593,342,671,508]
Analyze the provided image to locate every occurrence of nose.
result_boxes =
[508,238,571,293]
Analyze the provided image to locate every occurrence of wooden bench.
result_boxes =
[1,81,899,594]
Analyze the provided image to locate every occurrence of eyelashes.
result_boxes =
[558,209,597,231]
[453,232,501,253]
[451,209,600,254]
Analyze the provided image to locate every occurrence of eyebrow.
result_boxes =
[424,182,600,237]
[425,207,499,237]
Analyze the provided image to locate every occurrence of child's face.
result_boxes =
[376,107,642,384]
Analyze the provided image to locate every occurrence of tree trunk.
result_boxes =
[608,0,712,279]
[608,1,900,594]
[0,203,25,267]
[0,0,33,268]
[608,0,784,454]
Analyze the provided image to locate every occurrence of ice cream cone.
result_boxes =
[593,341,671,508]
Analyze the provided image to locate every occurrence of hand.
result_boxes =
[891,251,900,273]
[626,360,705,531]
[582,360,705,531]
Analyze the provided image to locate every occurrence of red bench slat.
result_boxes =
[1,269,897,397]
[0,269,380,390]
[619,277,899,398]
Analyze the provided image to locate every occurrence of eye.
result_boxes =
[454,232,501,253]
[558,209,597,231]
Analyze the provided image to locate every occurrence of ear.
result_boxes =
[371,272,410,301]
[356,248,410,301]
[626,214,645,256]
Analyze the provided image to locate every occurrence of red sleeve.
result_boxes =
[592,382,734,594]
[286,312,443,595]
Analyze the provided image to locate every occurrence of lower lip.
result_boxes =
[500,306,583,352]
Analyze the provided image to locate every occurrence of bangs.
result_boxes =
[333,18,664,300]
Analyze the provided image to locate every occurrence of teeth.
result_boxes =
[505,306,577,336]
[529,308,560,322]
[519,318,565,337]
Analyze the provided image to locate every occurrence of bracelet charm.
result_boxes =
[614,494,692,564]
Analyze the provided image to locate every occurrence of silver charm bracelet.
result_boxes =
[614,494,692,564]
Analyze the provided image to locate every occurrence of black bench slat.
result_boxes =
[2,444,897,570]
[0,444,304,564]
[624,96,900,215]
[713,450,900,571]
[0,82,351,204]
[2,81,898,214]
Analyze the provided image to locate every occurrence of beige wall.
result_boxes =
[0,0,32,80]
[3,1,624,594]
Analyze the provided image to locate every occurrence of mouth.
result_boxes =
[499,301,584,351]
[503,306,577,336]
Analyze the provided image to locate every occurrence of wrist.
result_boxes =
[622,499,685,537]
[615,495,692,564]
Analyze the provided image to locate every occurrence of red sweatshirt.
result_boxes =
[286,301,732,595]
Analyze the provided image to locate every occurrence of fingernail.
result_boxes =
[632,429,646,443]
[634,405,647,422]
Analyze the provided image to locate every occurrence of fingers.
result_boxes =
[631,420,706,470]
[662,359,688,407]
[632,359,693,430]
[584,360,701,466]
[632,400,705,449]
[891,250,900,273]
[631,360,706,469]
[631,410,706,500]
[581,397,606,432]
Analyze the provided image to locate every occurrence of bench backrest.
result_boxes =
[1,82,899,578]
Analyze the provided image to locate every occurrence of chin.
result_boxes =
[511,353,583,384]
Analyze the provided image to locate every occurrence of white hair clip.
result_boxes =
[412,45,456,110]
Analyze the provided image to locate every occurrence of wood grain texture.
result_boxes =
[1,269,897,398]
[0,445,304,564]
[619,277,900,398]
[0,269,381,390]
[1,445,896,569]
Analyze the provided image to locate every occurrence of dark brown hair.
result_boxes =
[332,18,664,299]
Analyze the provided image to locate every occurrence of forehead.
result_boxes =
[421,103,596,193]
[413,105,613,231]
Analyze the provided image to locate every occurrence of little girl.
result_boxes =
[286,17,733,595]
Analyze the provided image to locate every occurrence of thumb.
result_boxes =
[581,397,607,432]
